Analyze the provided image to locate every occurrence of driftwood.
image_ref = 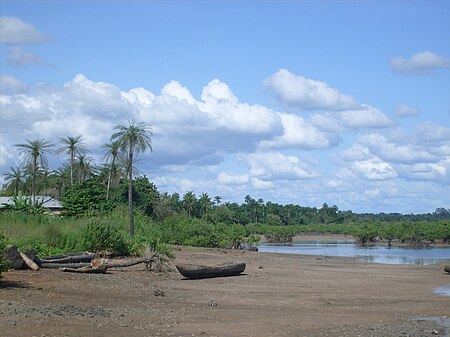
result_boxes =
[39,258,148,270]
[62,266,107,273]
[102,257,147,268]
[36,248,165,274]
[62,259,108,274]
[19,251,39,271]
[40,262,91,269]
[40,254,96,264]
[42,252,91,260]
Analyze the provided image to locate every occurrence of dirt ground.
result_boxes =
[1,239,449,337]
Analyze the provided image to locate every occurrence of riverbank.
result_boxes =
[1,246,449,337]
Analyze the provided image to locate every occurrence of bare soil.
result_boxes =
[1,242,449,337]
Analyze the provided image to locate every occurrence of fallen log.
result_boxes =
[19,251,39,271]
[42,252,91,260]
[102,257,147,268]
[40,254,96,264]
[62,266,108,274]
[4,245,38,270]
[40,262,91,269]
[62,259,108,274]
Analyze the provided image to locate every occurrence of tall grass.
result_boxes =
[0,206,163,256]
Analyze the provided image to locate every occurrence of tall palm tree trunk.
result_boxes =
[32,156,37,206]
[70,150,74,185]
[128,146,134,237]
[106,157,115,200]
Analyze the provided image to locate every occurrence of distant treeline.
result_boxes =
[47,176,449,226]
[1,176,449,259]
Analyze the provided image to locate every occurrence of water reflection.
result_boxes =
[258,240,450,265]
[433,285,450,297]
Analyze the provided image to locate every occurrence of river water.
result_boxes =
[258,239,450,265]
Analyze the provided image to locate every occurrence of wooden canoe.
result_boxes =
[176,262,246,279]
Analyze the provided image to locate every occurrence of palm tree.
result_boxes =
[52,166,70,198]
[102,140,121,200]
[15,139,54,205]
[183,191,197,218]
[57,135,88,185]
[74,155,97,182]
[111,120,153,236]
[199,192,212,218]
[214,195,222,205]
[2,166,26,195]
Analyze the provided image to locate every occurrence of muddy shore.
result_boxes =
[1,240,449,337]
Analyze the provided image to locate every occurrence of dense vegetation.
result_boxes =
[0,230,8,278]
[1,128,449,260]
[1,174,449,257]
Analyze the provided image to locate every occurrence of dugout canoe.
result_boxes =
[176,262,246,279]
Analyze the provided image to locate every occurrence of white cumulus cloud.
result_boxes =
[0,74,286,172]
[217,172,249,185]
[311,105,394,131]
[245,152,317,180]
[416,122,450,143]
[264,69,359,111]
[390,51,450,75]
[351,158,398,180]
[200,79,281,134]
[0,75,28,94]
[0,16,49,44]
[261,113,337,149]
[359,133,438,164]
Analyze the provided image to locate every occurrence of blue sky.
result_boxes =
[1,1,449,213]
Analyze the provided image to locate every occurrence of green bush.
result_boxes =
[350,224,378,244]
[80,217,129,255]
[161,216,246,248]
[2,193,44,215]
[0,230,9,278]
[216,223,248,248]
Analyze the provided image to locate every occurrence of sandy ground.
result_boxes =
[1,241,449,337]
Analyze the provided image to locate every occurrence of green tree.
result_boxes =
[53,166,71,197]
[73,155,97,182]
[111,120,153,236]
[57,135,88,185]
[199,193,212,218]
[62,178,110,216]
[102,140,121,200]
[15,139,54,205]
[115,176,159,216]
[214,195,222,205]
[2,166,26,195]
[183,191,197,218]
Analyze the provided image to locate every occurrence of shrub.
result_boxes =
[160,216,220,247]
[2,193,44,215]
[0,231,9,278]
[216,223,248,248]
[80,217,129,255]
[351,224,378,245]
[265,226,296,243]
